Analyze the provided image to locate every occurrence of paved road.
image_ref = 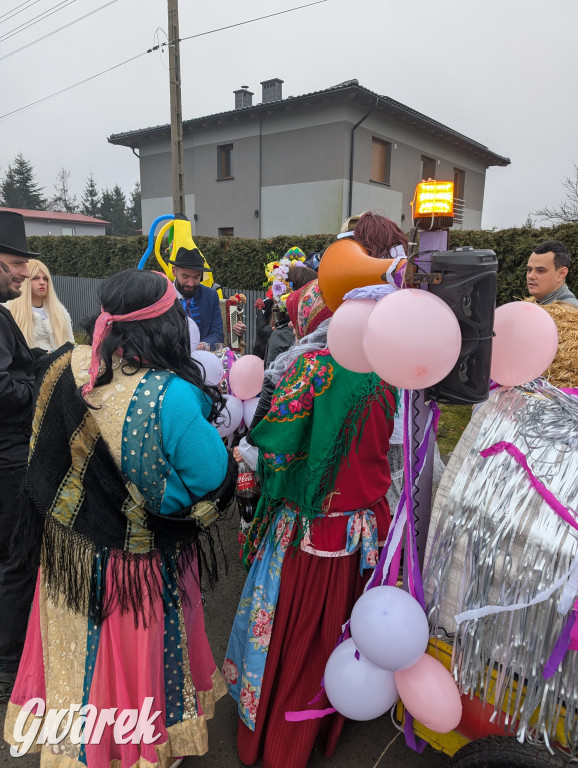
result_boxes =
[1,512,450,768]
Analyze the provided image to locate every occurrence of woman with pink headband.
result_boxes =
[5,269,237,767]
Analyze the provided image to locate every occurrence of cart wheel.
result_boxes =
[448,736,568,768]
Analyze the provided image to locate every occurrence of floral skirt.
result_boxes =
[4,561,226,768]
[224,506,372,768]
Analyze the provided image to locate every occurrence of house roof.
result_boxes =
[108,79,510,168]
[0,208,109,225]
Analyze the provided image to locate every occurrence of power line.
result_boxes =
[0,0,330,122]
[0,0,118,62]
[0,0,80,43]
[0,0,42,25]
[0,51,149,122]
[177,0,327,45]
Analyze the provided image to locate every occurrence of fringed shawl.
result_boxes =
[242,350,398,569]
[17,344,236,626]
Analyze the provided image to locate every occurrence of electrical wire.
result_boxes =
[0,0,80,43]
[0,0,42,25]
[175,0,327,45]
[0,0,118,62]
[0,0,331,122]
[0,50,149,122]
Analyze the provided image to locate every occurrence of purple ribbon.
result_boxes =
[543,610,576,679]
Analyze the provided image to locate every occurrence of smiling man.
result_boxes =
[526,241,578,307]
[0,211,37,702]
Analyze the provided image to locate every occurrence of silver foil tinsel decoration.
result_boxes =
[424,381,578,753]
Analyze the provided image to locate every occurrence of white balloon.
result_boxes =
[350,586,429,671]
[242,397,259,428]
[191,350,224,386]
[324,638,398,721]
[214,394,243,437]
[187,317,200,353]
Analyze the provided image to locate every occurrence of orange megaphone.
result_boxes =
[318,239,406,311]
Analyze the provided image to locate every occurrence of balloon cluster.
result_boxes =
[328,293,559,389]
[328,290,462,389]
[191,352,265,437]
[323,586,462,732]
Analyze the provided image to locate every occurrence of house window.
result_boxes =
[453,168,465,224]
[370,138,391,184]
[421,155,436,181]
[453,168,465,201]
[61,226,76,236]
[218,227,234,237]
[217,144,233,180]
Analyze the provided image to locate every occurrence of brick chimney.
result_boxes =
[260,78,284,104]
[234,86,253,109]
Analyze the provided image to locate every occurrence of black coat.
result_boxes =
[0,306,35,467]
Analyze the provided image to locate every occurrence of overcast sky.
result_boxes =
[1,0,575,230]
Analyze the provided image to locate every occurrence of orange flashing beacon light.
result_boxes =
[413,180,455,230]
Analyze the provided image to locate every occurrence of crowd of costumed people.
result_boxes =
[0,205,577,768]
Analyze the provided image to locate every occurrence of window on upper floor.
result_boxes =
[370,138,391,185]
[421,155,436,181]
[61,226,76,236]
[453,168,465,224]
[217,144,234,180]
[453,168,465,201]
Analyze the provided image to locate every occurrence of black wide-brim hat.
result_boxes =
[167,246,205,270]
[0,211,40,258]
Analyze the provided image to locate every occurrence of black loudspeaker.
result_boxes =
[426,247,498,405]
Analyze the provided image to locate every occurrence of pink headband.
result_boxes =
[82,272,177,396]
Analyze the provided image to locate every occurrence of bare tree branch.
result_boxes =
[534,161,578,223]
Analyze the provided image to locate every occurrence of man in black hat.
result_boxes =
[0,210,38,701]
[168,246,225,350]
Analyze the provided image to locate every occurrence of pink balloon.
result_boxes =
[395,653,462,733]
[363,290,461,389]
[242,397,259,428]
[491,302,558,387]
[229,355,265,400]
[214,394,243,437]
[327,299,375,373]
[324,638,399,721]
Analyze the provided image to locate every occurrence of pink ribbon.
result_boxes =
[480,440,578,678]
[480,441,578,532]
[83,272,176,396]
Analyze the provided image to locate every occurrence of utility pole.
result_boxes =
[168,0,185,215]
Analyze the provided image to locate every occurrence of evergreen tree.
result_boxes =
[80,171,101,217]
[99,185,132,236]
[128,181,142,232]
[49,168,78,213]
[0,154,46,209]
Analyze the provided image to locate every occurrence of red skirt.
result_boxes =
[237,545,369,768]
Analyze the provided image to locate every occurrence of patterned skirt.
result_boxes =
[4,560,226,768]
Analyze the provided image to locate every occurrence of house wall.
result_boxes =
[23,220,106,236]
[137,98,491,237]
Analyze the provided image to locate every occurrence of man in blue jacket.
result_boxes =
[169,247,224,350]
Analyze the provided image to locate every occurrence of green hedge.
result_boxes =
[28,224,578,303]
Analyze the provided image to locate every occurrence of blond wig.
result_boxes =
[5,259,73,349]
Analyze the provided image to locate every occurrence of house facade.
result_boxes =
[0,208,109,237]
[109,79,509,237]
